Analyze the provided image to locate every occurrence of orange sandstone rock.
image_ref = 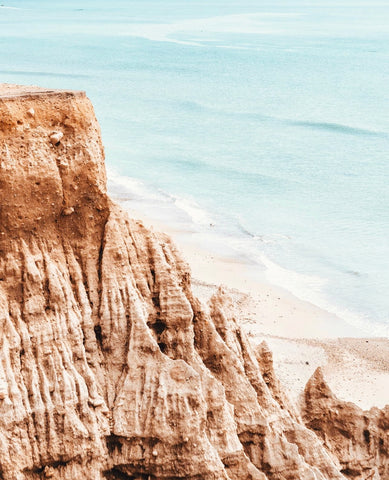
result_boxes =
[302,367,389,479]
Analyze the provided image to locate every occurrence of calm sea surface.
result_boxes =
[1,0,388,334]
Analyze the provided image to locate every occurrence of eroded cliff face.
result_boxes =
[0,85,387,480]
[302,368,389,480]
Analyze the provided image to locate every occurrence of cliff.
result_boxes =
[0,85,387,480]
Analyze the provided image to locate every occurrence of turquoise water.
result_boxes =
[1,0,388,334]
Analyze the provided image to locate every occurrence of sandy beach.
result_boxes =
[122,203,389,411]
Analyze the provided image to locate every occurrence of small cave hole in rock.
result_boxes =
[106,435,123,454]
[55,141,61,147]
[363,429,371,444]
[24,460,68,475]
[94,325,103,346]
[341,468,359,477]
[151,293,160,309]
[104,469,150,480]
[149,320,167,336]
[158,342,167,353]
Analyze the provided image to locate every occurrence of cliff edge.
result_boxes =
[0,85,387,480]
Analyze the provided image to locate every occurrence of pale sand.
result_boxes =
[122,205,389,410]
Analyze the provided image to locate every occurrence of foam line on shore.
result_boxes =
[107,169,387,338]
[258,253,389,337]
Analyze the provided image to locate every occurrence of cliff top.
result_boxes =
[0,83,84,100]
[0,85,107,236]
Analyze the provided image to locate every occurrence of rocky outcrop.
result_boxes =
[302,367,389,480]
[0,85,387,479]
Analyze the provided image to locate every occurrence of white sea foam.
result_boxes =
[258,253,389,337]
[121,13,303,45]
[172,196,215,226]
[253,233,291,244]
[108,169,215,228]
[259,253,328,300]
[107,168,166,201]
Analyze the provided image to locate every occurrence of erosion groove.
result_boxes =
[0,84,387,479]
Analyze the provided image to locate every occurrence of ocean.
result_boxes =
[1,0,388,334]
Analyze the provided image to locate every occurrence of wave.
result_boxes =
[172,196,215,226]
[197,224,388,336]
[253,233,291,244]
[259,252,327,296]
[289,120,388,138]
[234,220,291,243]
[107,169,168,202]
[238,112,388,138]
[108,169,214,227]
[154,154,299,190]
[121,12,303,46]
[165,99,388,139]
[258,253,389,337]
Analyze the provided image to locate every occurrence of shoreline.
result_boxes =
[118,199,389,410]
[117,197,368,340]
[108,171,388,339]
